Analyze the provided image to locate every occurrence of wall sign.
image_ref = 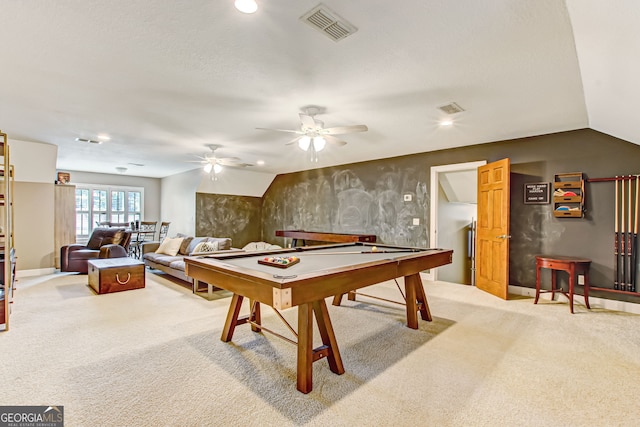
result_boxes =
[524,182,550,204]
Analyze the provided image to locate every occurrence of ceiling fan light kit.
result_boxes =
[257,105,367,162]
[235,0,257,14]
[188,144,252,178]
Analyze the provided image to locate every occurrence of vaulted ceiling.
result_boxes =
[1,1,637,178]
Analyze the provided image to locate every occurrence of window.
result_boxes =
[75,184,144,240]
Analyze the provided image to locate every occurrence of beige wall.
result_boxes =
[10,139,58,273]
[15,182,55,270]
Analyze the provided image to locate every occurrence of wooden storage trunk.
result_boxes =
[88,258,145,294]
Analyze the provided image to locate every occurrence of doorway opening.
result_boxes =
[427,161,486,283]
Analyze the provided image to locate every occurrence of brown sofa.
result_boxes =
[60,228,132,274]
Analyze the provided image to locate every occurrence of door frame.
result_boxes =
[427,160,486,281]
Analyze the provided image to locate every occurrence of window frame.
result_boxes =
[74,183,144,241]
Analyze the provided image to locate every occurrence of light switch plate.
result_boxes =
[413,218,420,225]
[404,194,412,201]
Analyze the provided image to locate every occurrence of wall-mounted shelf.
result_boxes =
[553,172,584,218]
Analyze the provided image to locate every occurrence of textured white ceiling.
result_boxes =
[0,1,633,178]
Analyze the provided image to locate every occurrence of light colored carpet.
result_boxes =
[1,271,639,426]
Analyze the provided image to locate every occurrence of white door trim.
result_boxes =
[427,160,486,281]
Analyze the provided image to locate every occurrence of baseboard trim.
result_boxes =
[509,284,640,315]
[16,268,56,278]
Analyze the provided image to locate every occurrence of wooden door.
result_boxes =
[476,158,510,299]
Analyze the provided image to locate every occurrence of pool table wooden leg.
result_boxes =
[405,273,432,328]
[313,299,344,376]
[221,293,243,342]
[297,302,314,393]
[332,291,356,306]
[332,293,344,306]
[297,300,345,393]
[250,299,261,332]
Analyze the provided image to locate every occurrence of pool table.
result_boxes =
[185,242,452,393]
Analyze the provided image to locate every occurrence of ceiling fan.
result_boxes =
[256,106,368,161]
[189,144,252,179]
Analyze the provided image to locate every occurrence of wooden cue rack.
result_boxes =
[587,175,640,296]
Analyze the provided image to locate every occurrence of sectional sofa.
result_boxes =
[142,235,237,289]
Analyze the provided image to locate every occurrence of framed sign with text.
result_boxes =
[524,182,550,204]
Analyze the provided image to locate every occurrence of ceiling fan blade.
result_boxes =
[285,136,303,146]
[217,157,243,166]
[322,124,368,135]
[256,127,303,134]
[323,135,347,146]
[299,113,317,131]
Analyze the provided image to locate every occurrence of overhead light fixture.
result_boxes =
[298,136,326,152]
[298,136,327,162]
[203,162,223,175]
[439,119,454,127]
[97,134,111,141]
[235,0,257,14]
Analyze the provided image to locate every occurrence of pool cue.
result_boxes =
[627,175,633,291]
[615,177,620,290]
[298,250,422,255]
[620,175,627,291]
[631,175,640,292]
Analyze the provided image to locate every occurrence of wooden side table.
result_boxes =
[534,255,591,313]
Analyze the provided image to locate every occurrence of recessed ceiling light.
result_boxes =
[235,0,257,14]
[256,160,265,166]
[439,119,454,127]
[97,134,111,141]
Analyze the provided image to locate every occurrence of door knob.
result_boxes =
[497,234,511,239]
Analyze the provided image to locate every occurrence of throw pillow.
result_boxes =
[192,241,219,254]
[178,236,194,255]
[155,236,184,256]
[207,237,232,251]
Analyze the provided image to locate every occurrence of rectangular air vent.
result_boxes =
[300,4,357,42]
[437,102,465,115]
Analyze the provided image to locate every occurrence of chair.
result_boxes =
[158,222,170,242]
[60,228,132,273]
[130,221,157,259]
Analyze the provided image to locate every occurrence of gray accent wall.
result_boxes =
[195,193,262,248]
[261,128,640,302]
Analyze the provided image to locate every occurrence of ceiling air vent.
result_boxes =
[300,4,357,42]
[75,137,102,144]
[437,102,465,115]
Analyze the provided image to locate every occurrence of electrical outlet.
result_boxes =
[404,194,412,201]
[413,218,420,225]
[578,275,585,285]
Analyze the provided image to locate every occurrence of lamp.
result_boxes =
[235,0,257,13]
